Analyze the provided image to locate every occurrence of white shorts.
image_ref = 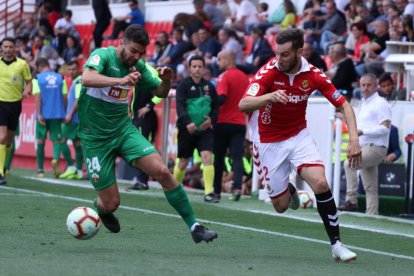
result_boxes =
[256,128,324,199]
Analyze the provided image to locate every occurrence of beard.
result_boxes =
[279,57,299,73]
[120,48,138,68]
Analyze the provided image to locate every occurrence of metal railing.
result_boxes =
[0,0,24,39]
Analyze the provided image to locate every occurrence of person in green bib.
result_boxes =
[78,24,217,243]
[173,55,220,202]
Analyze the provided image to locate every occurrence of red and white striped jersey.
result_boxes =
[243,57,346,143]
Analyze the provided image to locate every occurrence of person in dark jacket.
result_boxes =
[173,55,219,201]
[92,0,112,48]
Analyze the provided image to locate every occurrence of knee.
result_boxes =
[312,178,330,194]
[274,204,288,213]
[153,165,171,182]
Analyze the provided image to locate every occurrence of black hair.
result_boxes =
[66,60,79,67]
[1,36,16,45]
[189,55,205,67]
[259,2,269,11]
[276,28,304,51]
[123,24,149,46]
[379,72,393,84]
[64,10,72,17]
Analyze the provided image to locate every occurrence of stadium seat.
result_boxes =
[243,35,253,55]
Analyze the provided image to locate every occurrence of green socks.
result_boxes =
[164,184,196,229]
[75,145,84,171]
[60,142,74,166]
[36,143,45,171]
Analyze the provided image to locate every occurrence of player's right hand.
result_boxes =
[120,72,141,86]
[38,115,46,126]
[268,90,288,104]
[186,123,196,134]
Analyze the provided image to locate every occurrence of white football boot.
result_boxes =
[332,241,357,263]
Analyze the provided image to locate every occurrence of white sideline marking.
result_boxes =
[21,176,414,239]
[1,185,414,262]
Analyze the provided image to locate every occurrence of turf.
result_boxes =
[1,169,413,275]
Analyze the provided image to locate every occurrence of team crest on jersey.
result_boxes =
[204,85,210,96]
[12,75,19,83]
[299,79,310,91]
[90,55,100,66]
[247,83,260,96]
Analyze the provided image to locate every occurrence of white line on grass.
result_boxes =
[1,185,414,262]
[22,176,414,239]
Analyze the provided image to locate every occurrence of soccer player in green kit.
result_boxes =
[78,24,218,243]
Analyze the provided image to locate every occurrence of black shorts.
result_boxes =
[0,100,22,131]
[177,128,214,158]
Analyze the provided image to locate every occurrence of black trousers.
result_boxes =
[213,123,246,194]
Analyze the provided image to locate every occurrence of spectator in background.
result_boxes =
[107,0,145,40]
[38,2,60,37]
[194,0,225,32]
[257,2,269,22]
[347,21,370,63]
[217,28,244,65]
[305,1,347,55]
[62,35,82,63]
[15,17,38,40]
[92,0,112,48]
[339,73,391,215]
[198,26,221,62]
[265,0,296,35]
[384,125,402,163]
[230,0,259,34]
[54,10,78,55]
[217,0,232,19]
[32,58,68,178]
[158,28,193,73]
[325,43,358,100]
[302,41,327,71]
[173,56,219,202]
[30,34,60,71]
[245,27,274,73]
[209,50,249,202]
[378,72,406,101]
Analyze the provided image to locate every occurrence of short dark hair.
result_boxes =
[189,55,205,67]
[276,28,304,51]
[66,60,79,68]
[36,58,49,69]
[379,72,393,84]
[1,37,16,46]
[123,24,149,46]
[64,10,72,17]
[259,2,269,11]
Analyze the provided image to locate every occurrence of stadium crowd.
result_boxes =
[0,0,412,213]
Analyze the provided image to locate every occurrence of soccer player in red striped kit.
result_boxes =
[239,28,361,262]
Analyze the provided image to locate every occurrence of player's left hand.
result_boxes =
[137,106,150,118]
[22,90,30,99]
[347,140,362,168]
[156,66,173,81]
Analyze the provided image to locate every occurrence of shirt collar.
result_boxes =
[0,56,17,65]
[362,91,379,102]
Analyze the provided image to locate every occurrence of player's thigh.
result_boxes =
[62,123,78,141]
[36,120,48,140]
[196,129,214,153]
[118,124,158,165]
[48,119,63,141]
[177,128,197,159]
[82,138,117,191]
[290,129,324,173]
[257,142,291,198]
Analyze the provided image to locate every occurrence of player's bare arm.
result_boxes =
[152,66,173,98]
[82,68,141,87]
[338,100,361,168]
[23,79,32,98]
[239,90,287,112]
